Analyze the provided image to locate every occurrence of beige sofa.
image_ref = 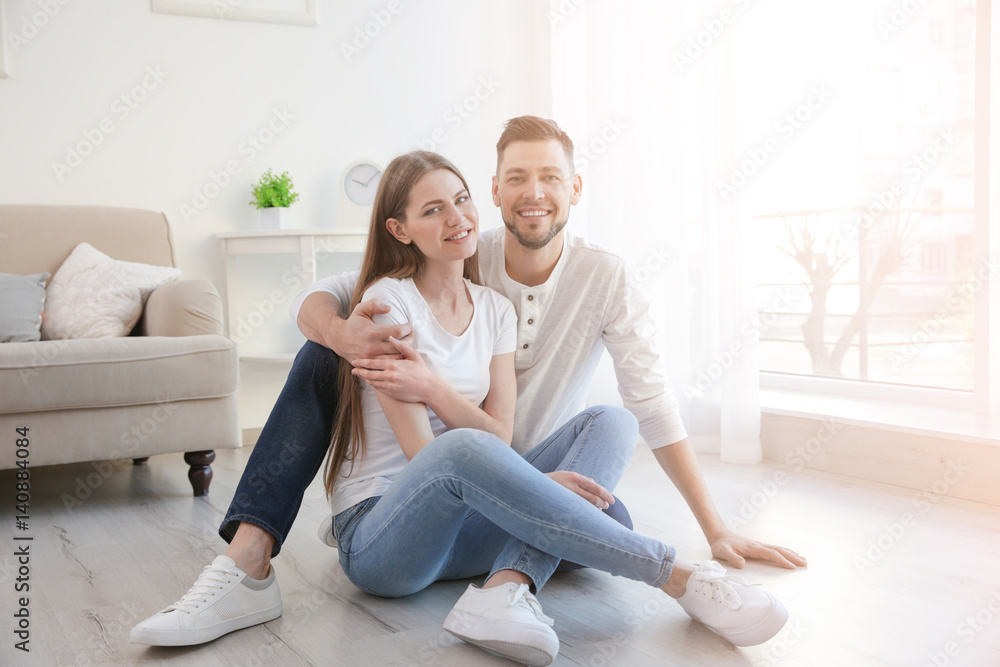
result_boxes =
[0,204,239,495]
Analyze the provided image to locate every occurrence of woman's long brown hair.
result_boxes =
[324,151,482,497]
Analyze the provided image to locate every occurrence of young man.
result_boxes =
[132,117,805,656]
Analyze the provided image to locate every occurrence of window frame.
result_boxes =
[760,0,997,418]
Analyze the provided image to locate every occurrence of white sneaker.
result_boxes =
[318,514,337,547]
[675,561,788,647]
[443,583,560,666]
[130,555,282,646]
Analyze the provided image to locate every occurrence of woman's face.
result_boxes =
[389,169,478,263]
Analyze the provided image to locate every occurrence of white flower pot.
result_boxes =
[260,206,290,229]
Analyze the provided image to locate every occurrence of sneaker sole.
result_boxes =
[130,602,282,646]
[714,598,789,647]
[443,609,558,667]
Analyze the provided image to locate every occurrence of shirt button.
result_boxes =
[522,343,529,349]
[527,318,533,325]
[527,295,534,301]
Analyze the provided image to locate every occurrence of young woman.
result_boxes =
[319,151,790,667]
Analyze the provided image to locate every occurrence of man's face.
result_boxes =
[492,139,582,250]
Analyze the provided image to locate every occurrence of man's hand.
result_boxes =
[545,471,615,510]
[329,299,411,362]
[709,529,807,570]
[351,335,439,404]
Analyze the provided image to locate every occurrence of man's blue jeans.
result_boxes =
[220,342,660,580]
[333,423,676,596]
[220,342,339,556]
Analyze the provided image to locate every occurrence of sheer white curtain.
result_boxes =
[550,0,762,462]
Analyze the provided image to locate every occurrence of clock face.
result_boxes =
[344,162,382,206]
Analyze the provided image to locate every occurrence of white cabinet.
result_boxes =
[217,228,367,362]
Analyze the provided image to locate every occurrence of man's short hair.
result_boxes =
[496,115,575,175]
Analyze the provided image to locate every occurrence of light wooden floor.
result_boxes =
[2,443,999,666]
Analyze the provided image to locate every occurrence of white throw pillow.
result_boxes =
[42,242,181,339]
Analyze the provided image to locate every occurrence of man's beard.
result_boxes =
[502,214,568,251]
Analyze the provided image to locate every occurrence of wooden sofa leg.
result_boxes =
[183,450,216,496]
[132,457,149,465]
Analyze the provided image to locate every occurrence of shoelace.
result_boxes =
[166,562,236,614]
[690,561,757,611]
[507,584,555,627]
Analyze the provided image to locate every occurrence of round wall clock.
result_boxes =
[338,160,383,228]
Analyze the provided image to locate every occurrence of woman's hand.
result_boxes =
[708,529,808,569]
[351,335,440,404]
[545,471,615,510]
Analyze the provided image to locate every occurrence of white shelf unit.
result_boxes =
[217,228,367,362]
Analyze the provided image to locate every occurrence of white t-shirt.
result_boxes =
[328,276,517,515]
[291,228,687,454]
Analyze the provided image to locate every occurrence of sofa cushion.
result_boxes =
[0,272,50,343]
[42,242,181,340]
[0,335,237,414]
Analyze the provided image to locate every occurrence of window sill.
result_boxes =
[759,387,1000,448]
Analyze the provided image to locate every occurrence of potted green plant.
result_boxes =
[250,169,300,229]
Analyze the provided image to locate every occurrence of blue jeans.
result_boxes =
[221,341,651,573]
[333,421,677,597]
[220,341,339,556]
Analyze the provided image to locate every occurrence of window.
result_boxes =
[735,0,985,397]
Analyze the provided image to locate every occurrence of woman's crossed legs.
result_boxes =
[334,406,671,597]
[335,407,790,666]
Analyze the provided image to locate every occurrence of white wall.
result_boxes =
[0,0,553,430]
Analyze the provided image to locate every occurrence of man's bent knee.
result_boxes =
[587,405,638,448]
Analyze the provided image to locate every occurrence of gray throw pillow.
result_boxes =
[0,272,51,343]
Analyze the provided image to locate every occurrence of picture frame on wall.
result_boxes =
[151,0,318,27]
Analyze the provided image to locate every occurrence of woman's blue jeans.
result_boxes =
[220,341,675,591]
[333,422,676,597]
